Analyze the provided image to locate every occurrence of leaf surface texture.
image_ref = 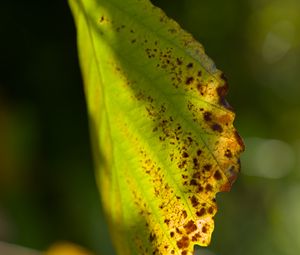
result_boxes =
[69,0,244,254]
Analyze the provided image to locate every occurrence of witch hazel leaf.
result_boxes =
[68,0,245,254]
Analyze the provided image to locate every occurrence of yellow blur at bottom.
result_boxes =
[45,243,94,255]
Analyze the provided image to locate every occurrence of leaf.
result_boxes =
[68,0,244,254]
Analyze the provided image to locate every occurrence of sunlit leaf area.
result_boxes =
[69,0,244,254]
[1,0,300,254]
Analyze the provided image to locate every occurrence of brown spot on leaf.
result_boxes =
[203,111,212,121]
[197,185,204,192]
[217,83,228,98]
[190,195,199,207]
[193,172,200,179]
[184,220,197,234]
[182,210,187,219]
[176,236,189,249]
[186,77,194,85]
[197,84,205,96]
[170,231,175,237]
[196,208,206,217]
[234,131,245,149]
[227,165,238,184]
[182,152,189,158]
[205,184,213,192]
[176,58,183,65]
[202,226,207,233]
[220,181,231,192]
[225,149,233,158]
[176,228,182,234]
[192,233,200,242]
[208,206,214,214]
[149,232,156,242]
[213,170,222,180]
[193,158,199,169]
[187,63,193,68]
[190,179,197,186]
[197,149,202,156]
[216,77,233,110]
[178,160,187,169]
[211,123,223,133]
[203,164,212,171]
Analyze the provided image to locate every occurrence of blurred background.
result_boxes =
[0,0,300,254]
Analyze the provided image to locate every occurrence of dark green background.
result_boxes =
[1,0,300,254]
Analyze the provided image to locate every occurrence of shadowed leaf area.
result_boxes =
[68,0,244,254]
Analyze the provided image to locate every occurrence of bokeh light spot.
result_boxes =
[262,20,295,63]
[242,138,295,179]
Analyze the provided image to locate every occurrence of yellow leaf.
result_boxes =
[68,0,245,254]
